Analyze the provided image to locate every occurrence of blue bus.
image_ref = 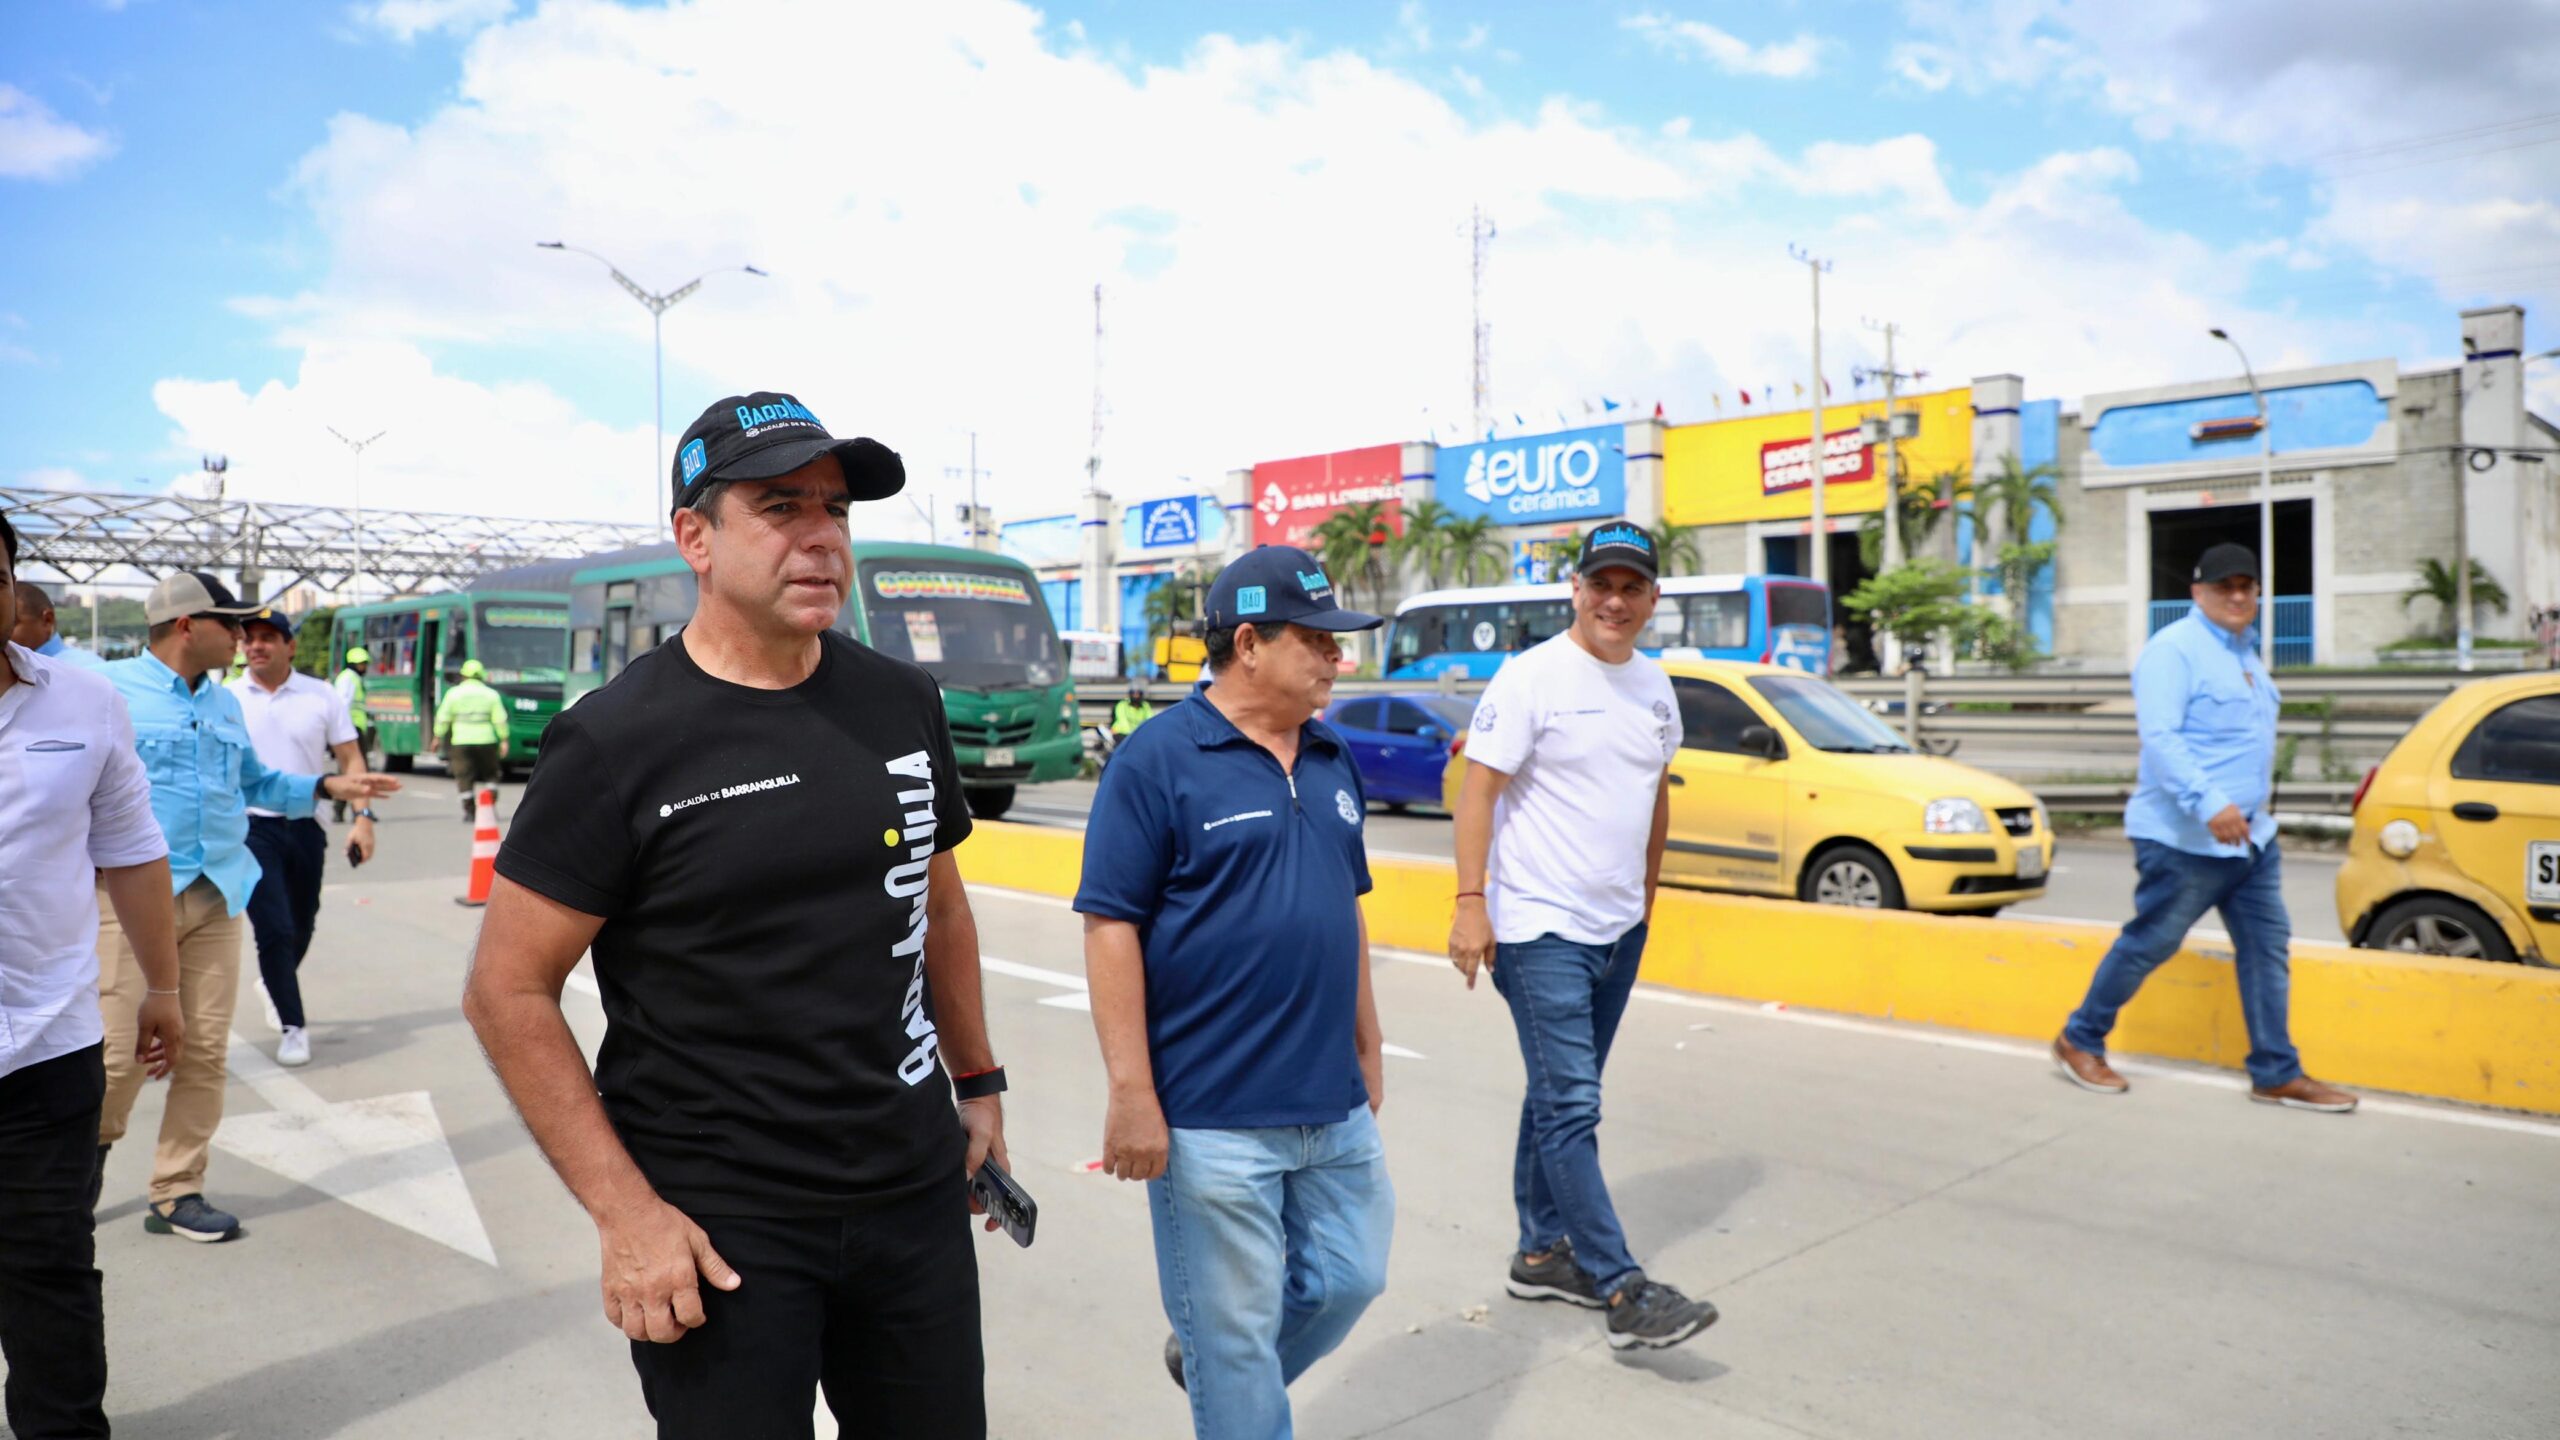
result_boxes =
[1383,574,1831,679]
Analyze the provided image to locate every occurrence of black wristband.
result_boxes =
[952,1066,1008,1101]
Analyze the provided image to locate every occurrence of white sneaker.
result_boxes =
[277,1026,311,1067]
[260,983,281,1031]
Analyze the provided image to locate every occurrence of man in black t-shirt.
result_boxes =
[463,392,1011,1439]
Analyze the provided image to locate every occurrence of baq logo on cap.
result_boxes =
[679,438,708,483]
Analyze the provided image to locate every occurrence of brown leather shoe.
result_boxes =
[2250,1076,2358,1113]
[2052,1034,2128,1093]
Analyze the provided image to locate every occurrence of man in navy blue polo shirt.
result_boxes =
[1077,544,1392,1440]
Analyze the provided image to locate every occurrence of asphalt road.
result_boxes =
[29,765,2557,1438]
[1005,780,2353,945]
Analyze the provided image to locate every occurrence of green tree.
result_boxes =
[1856,466,1958,571]
[1844,559,2030,668]
[1972,453,2063,627]
[1395,499,1455,589]
[1646,519,1704,579]
[1308,501,1394,612]
[293,606,340,677]
[2401,557,2510,641]
[1441,515,1509,587]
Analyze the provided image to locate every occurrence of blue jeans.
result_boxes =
[1149,1105,1393,1440]
[1490,925,1647,1298]
[2065,838,2303,1089]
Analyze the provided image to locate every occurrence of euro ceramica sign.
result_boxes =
[1437,425,1625,525]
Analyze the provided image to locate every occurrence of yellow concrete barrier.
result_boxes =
[963,821,2560,1116]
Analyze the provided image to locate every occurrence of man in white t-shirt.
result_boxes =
[229,603,377,1067]
[1447,519,1718,1352]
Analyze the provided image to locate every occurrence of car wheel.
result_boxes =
[1385,801,1412,815]
[1799,843,1906,910]
[2368,896,2518,964]
[965,785,1017,821]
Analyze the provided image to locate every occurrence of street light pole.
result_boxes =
[325,426,386,605]
[2208,328,2277,669]
[1791,244,1833,589]
[537,242,766,516]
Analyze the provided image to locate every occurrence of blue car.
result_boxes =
[1322,693,1476,811]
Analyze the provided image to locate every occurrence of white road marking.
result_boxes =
[219,1034,500,1265]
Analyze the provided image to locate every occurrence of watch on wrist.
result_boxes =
[354,808,378,821]
[952,1065,1008,1101]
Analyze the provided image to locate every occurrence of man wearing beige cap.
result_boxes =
[96,572,401,1242]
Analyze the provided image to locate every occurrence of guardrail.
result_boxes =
[2035,779,2361,816]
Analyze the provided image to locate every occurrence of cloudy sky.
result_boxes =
[4,0,2556,545]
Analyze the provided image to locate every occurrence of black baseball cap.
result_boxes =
[1205,546,1384,632]
[2193,543,2259,585]
[1578,519,1659,582]
[670,391,905,514]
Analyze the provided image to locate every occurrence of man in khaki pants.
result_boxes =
[97,572,399,1241]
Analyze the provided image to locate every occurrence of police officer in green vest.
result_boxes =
[1112,682,1154,738]
[431,658,512,821]
[332,646,374,823]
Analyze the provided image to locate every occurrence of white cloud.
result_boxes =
[1889,0,2560,313]
[358,0,514,43]
[1623,12,1824,79]
[18,466,89,490]
[183,0,2373,534]
[0,85,114,181]
[151,341,661,527]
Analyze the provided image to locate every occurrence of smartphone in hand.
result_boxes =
[969,1156,1037,1249]
[346,839,365,868]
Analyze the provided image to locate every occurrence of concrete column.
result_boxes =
[1079,488,1116,638]
[1220,468,1254,564]
[1622,417,1667,527]
[2459,305,2530,640]
[1966,374,2027,669]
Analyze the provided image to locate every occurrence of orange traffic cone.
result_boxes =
[456,785,499,907]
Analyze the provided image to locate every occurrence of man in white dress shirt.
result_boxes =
[0,510,186,1438]
[229,603,379,1067]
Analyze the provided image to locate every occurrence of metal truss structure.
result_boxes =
[0,484,658,597]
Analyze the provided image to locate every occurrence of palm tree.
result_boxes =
[1646,519,1704,578]
[1856,470,1955,572]
[1396,499,1455,590]
[1442,515,1509,586]
[1308,501,1394,613]
[2402,557,2509,641]
[1972,453,2063,626]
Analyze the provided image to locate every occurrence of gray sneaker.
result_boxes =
[144,1194,241,1243]
[1605,1278,1718,1351]
[1507,1237,1606,1308]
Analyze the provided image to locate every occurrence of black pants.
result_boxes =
[244,815,328,1030]
[629,1174,985,1439]
[0,1045,109,1438]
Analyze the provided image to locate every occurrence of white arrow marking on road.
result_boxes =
[217,1034,498,1266]
[984,957,1423,1057]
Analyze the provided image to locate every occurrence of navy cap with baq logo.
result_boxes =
[1205,546,1384,632]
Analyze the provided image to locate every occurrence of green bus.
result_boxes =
[329,591,571,771]
[563,542,1079,818]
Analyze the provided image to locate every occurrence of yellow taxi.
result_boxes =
[1446,659,2053,913]
[2336,671,2559,965]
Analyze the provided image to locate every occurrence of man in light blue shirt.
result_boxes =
[95,572,400,1242]
[9,580,107,670]
[2053,544,2357,1113]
